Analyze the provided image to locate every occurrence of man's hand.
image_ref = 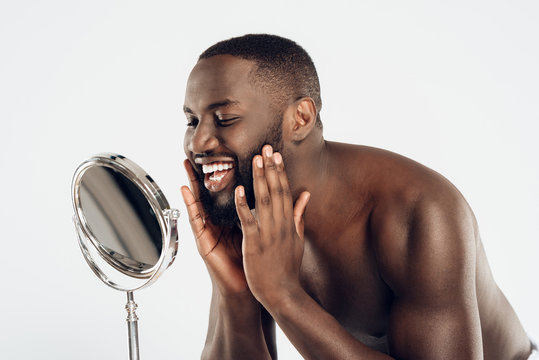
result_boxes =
[234,145,311,308]
[182,159,276,359]
[181,159,248,296]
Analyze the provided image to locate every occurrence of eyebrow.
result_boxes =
[183,99,240,114]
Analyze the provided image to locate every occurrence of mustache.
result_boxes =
[194,152,238,161]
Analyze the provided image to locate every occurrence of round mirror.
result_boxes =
[72,153,179,291]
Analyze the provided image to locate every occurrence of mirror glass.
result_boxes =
[72,153,179,291]
[79,165,162,272]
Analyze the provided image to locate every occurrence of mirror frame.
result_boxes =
[72,153,179,291]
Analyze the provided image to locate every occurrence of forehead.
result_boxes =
[184,55,259,112]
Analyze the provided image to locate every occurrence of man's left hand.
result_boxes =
[234,145,311,308]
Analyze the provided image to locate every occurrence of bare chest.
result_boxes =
[298,231,392,351]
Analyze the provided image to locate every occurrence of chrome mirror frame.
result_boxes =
[71,153,180,359]
[72,153,179,290]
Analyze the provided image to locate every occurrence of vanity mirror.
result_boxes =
[71,153,179,360]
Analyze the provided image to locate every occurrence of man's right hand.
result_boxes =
[180,159,250,297]
[181,159,277,359]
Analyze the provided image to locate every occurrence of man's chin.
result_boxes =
[211,190,234,208]
[206,202,239,226]
[201,190,239,226]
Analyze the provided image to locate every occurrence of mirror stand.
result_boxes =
[71,153,180,360]
[73,210,179,359]
[126,291,140,360]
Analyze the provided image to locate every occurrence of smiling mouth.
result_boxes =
[202,161,235,192]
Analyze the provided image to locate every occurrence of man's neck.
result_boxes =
[286,137,331,225]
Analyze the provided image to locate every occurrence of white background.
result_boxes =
[1,1,538,359]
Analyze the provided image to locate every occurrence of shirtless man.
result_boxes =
[180,34,534,359]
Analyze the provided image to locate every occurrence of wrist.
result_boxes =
[261,282,307,316]
[217,288,264,327]
[219,289,260,310]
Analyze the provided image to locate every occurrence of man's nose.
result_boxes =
[189,120,219,154]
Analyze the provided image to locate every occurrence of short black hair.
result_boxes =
[199,34,322,128]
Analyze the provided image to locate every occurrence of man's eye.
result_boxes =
[216,116,240,127]
[186,118,198,127]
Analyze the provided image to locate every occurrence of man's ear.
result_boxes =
[285,97,318,143]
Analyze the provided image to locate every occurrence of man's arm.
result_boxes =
[201,282,276,360]
[376,190,483,359]
[235,146,483,359]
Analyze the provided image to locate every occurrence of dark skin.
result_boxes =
[181,55,532,359]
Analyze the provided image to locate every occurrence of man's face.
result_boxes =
[183,55,284,226]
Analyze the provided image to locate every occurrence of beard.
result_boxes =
[195,119,283,227]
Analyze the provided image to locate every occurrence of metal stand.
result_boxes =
[125,291,140,360]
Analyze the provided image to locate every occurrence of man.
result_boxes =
[180,34,534,359]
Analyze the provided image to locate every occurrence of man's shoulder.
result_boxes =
[327,140,477,242]
[329,141,468,207]
[340,143,479,288]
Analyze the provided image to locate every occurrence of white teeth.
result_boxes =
[202,162,234,174]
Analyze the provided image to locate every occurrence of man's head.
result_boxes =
[183,34,321,226]
[199,34,322,128]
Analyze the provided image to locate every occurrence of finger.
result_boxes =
[183,159,208,219]
[182,185,222,258]
[253,153,273,226]
[293,191,311,240]
[181,185,206,243]
[273,152,293,220]
[262,145,284,220]
[234,186,259,240]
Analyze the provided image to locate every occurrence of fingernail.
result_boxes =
[274,152,282,164]
[265,146,272,157]
[238,186,244,197]
[256,156,263,168]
